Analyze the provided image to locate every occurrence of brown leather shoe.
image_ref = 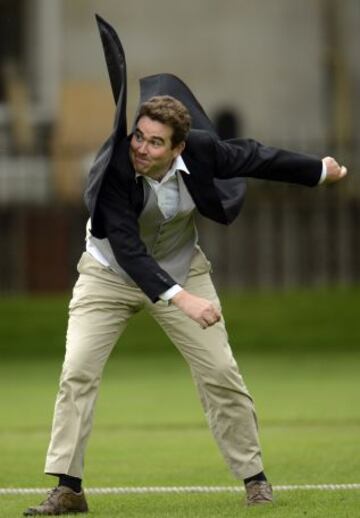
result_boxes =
[23,486,88,515]
[245,480,273,505]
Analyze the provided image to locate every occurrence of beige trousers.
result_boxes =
[45,249,263,480]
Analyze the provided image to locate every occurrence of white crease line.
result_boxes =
[0,484,360,495]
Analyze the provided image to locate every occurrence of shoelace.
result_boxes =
[248,483,272,502]
[40,487,61,505]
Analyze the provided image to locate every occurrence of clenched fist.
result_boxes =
[322,157,347,184]
[171,290,221,329]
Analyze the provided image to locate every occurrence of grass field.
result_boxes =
[0,289,359,517]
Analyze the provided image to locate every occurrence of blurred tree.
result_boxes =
[0,0,26,102]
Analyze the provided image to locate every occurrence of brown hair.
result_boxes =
[136,95,192,147]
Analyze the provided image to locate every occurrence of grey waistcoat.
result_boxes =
[88,172,198,287]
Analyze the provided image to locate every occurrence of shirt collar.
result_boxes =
[173,154,190,175]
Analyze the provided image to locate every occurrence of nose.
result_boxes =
[137,140,148,154]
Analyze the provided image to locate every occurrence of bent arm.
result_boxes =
[97,164,176,302]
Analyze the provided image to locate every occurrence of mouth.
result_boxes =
[134,155,150,168]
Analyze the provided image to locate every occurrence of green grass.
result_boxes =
[1,286,359,357]
[0,290,359,516]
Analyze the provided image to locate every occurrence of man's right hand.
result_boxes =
[171,290,221,329]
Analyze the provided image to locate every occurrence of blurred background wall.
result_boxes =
[0,0,359,293]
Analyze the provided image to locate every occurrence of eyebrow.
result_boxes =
[135,127,165,144]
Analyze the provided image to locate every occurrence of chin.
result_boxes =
[137,165,151,175]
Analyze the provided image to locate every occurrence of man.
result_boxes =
[24,18,347,517]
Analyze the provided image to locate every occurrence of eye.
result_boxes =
[151,139,163,148]
[134,131,143,143]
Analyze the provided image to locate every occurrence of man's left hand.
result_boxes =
[322,157,348,184]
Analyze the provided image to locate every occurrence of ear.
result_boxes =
[173,141,186,157]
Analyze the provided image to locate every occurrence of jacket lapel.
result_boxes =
[84,15,128,224]
[95,14,127,140]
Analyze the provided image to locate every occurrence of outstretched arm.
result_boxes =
[212,136,348,187]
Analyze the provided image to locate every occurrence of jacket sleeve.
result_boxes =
[97,163,177,303]
[212,137,322,186]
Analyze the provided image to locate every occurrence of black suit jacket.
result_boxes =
[88,130,321,303]
[84,15,322,302]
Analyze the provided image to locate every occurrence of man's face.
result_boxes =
[130,116,185,180]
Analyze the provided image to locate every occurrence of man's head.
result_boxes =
[130,96,191,180]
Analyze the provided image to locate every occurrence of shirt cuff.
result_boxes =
[319,161,327,184]
[159,284,183,302]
